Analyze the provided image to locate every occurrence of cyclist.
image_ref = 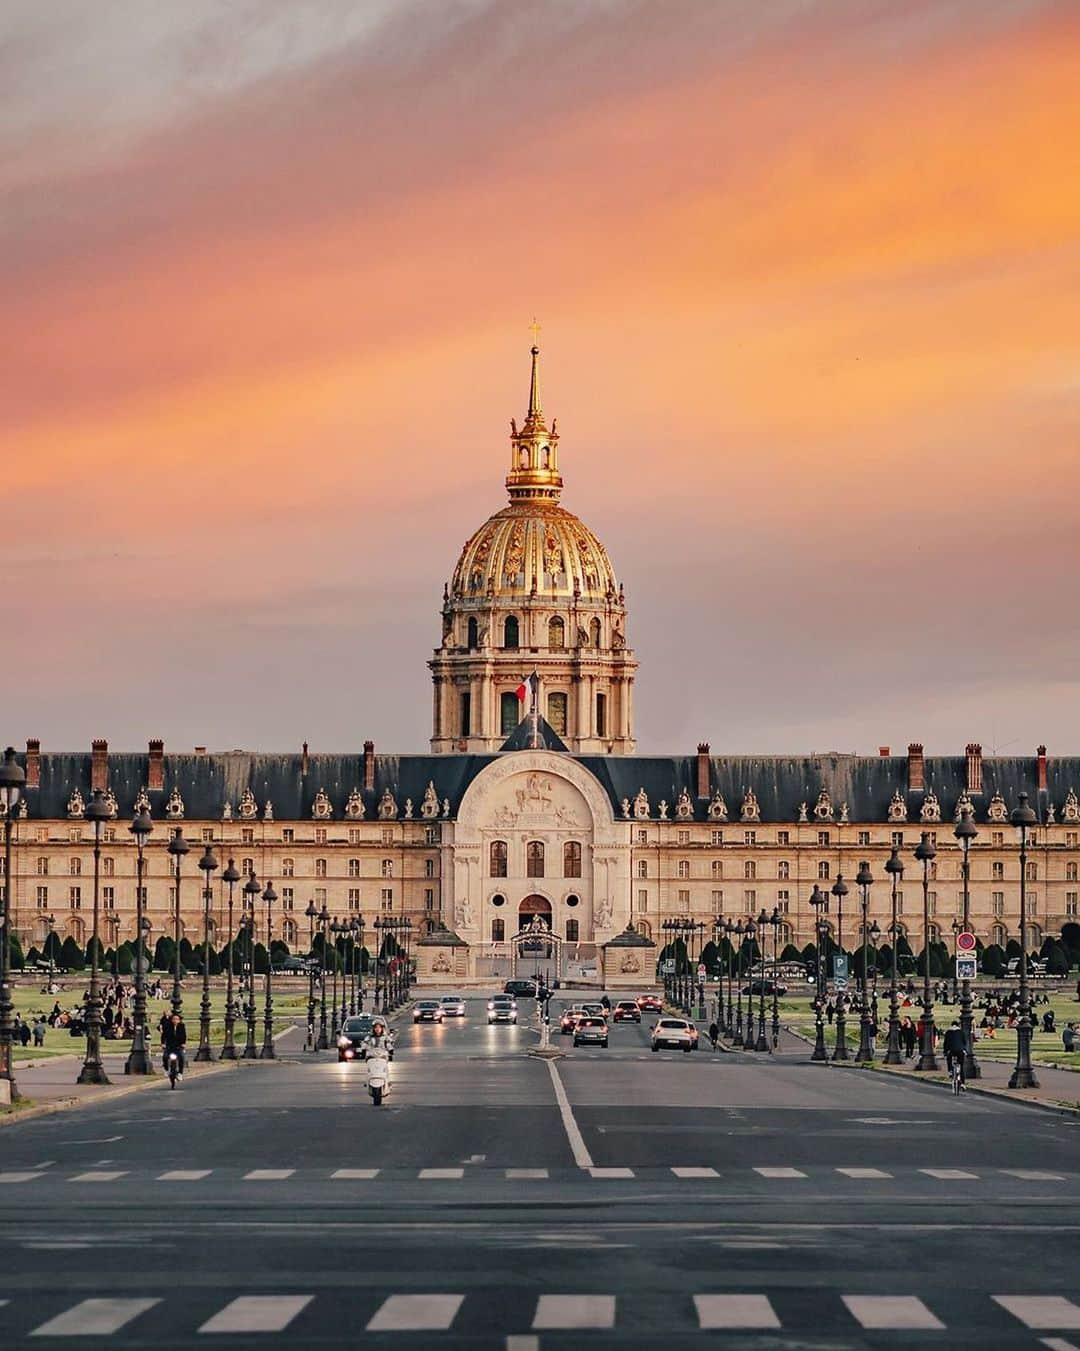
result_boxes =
[942,1019,966,1092]
[161,1011,187,1080]
[707,1021,720,1051]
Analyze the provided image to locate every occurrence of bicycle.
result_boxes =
[949,1057,964,1095]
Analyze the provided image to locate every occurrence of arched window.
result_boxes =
[542,446,550,468]
[547,692,568,735]
[548,616,565,649]
[500,691,520,736]
[565,918,579,942]
[503,615,519,649]
[563,841,582,878]
[491,917,505,942]
[635,918,652,940]
[490,841,508,878]
[283,919,297,946]
[467,617,478,650]
[527,841,545,878]
[589,617,601,647]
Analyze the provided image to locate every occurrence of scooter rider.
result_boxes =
[362,1018,393,1063]
[161,1011,187,1079]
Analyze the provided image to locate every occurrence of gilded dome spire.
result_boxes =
[507,335,562,502]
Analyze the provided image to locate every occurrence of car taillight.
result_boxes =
[344,1049,354,1060]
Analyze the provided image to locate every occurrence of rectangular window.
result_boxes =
[777,890,790,911]
[595,692,607,738]
[348,858,360,878]
[678,889,690,905]
[36,885,48,908]
[677,860,690,879]
[240,827,253,845]
[460,692,472,737]
[348,889,361,910]
[927,831,937,846]
[68,827,82,843]
[314,828,327,846]
[102,887,115,909]
[547,692,568,736]
[102,857,115,877]
[1067,832,1078,849]
[348,827,361,846]
[637,829,649,845]
[425,858,435,878]
[380,888,393,911]
[381,859,393,878]
[201,827,214,843]
[711,830,725,846]
[36,857,48,876]
[381,828,394,846]
[637,859,648,879]
[282,828,295,845]
[891,831,904,848]
[424,888,435,910]
[281,858,295,877]
[744,860,756,880]
[636,889,648,912]
[1025,861,1037,881]
[242,857,254,876]
[314,887,326,904]
[896,892,903,915]
[777,830,789,846]
[778,860,790,880]
[711,889,722,908]
[992,862,1005,881]
[677,829,690,846]
[315,859,327,878]
[743,888,756,906]
[1067,892,1078,917]
[818,831,830,847]
[928,892,937,916]
[744,830,756,846]
[425,825,440,845]
[500,691,519,736]
[36,828,49,843]
[69,886,81,908]
[858,831,871,846]
[711,860,723,879]
[817,861,830,879]
[69,857,81,876]
[103,828,115,843]
[281,889,294,910]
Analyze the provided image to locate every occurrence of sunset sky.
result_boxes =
[3,0,1078,756]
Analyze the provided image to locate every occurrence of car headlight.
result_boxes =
[487,1002,494,1010]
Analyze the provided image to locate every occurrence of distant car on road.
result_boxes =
[503,979,537,998]
[559,1006,589,1035]
[613,1000,641,1023]
[741,980,788,997]
[273,955,318,975]
[651,1017,696,1052]
[637,994,663,1013]
[337,1014,389,1062]
[440,995,466,1017]
[573,1016,609,1048]
[413,1000,445,1023]
[488,995,518,1025]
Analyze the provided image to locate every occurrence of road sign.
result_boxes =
[660,959,675,975]
[956,931,977,953]
[833,954,848,991]
[956,955,977,980]
[697,964,706,980]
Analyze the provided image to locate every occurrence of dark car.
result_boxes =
[273,955,318,974]
[336,1014,388,1061]
[613,1000,641,1023]
[503,979,537,998]
[741,980,788,997]
[413,1000,445,1023]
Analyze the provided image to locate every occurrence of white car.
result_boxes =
[412,1000,445,1023]
[440,995,466,1017]
[651,1017,696,1052]
[488,995,518,1025]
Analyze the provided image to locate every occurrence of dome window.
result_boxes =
[467,617,479,650]
[565,893,580,908]
[491,893,506,907]
[490,841,508,878]
[589,617,601,647]
[503,616,519,649]
[548,617,565,650]
[547,692,567,736]
[492,917,505,942]
[500,692,519,736]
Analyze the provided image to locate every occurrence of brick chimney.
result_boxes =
[25,739,40,790]
[301,741,310,777]
[907,743,924,793]
[91,739,108,792]
[878,746,890,758]
[148,739,165,791]
[965,743,983,795]
[696,743,710,798]
[363,740,376,793]
[1037,744,1048,793]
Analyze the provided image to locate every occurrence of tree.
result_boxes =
[116,941,135,976]
[26,945,42,967]
[270,938,289,960]
[60,935,85,971]
[85,936,105,969]
[1046,942,1069,976]
[698,940,719,976]
[982,943,1006,977]
[780,943,802,964]
[7,932,24,970]
[253,942,268,974]
[1005,937,1022,959]
[179,937,196,970]
[207,946,223,976]
[44,930,63,964]
[154,936,176,971]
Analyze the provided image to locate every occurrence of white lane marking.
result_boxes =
[243,1169,295,1181]
[672,1167,718,1178]
[1002,1170,1066,1181]
[332,1169,380,1180]
[588,1167,634,1179]
[837,1168,892,1179]
[157,1170,212,1181]
[367,1294,464,1331]
[843,1295,943,1329]
[921,1168,977,1180]
[695,1294,780,1329]
[1041,1339,1080,1351]
[31,1298,159,1337]
[533,1295,615,1329]
[34,1162,56,1168]
[546,1058,594,1169]
[755,1167,806,1179]
[70,1171,127,1183]
[506,1169,549,1179]
[0,1172,45,1184]
[199,1295,313,1333]
[995,1297,1080,1329]
[419,1168,465,1180]
[68,1135,123,1144]
[506,1338,540,1351]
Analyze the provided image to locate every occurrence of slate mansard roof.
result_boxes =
[14,743,1080,825]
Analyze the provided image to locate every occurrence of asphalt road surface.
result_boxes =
[1,994,1078,1349]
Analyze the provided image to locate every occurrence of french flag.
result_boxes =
[515,672,539,704]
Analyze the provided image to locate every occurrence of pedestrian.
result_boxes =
[900,1016,917,1058]
[826,1000,835,1025]
[32,1016,47,1047]
[1064,1024,1077,1053]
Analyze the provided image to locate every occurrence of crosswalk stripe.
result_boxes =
[0,1172,44,1184]
[672,1167,719,1178]
[1002,1170,1065,1181]
[418,1168,464,1180]
[70,1171,127,1183]
[843,1295,943,1329]
[755,1167,806,1179]
[367,1294,464,1331]
[836,1168,892,1179]
[695,1294,780,1329]
[533,1295,616,1330]
[587,1167,635,1179]
[157,1170,212,1181]
[30,1298,160,1337]
[243,1169,295,1181]
[920,1168,977,1180]
[332,1169,380,1180]
[994,1297,1080,1329]
[199,1295,314,1333]
[506,1338,540,1351]
[506,1169,549,1179]
[1040,1339,1080,1351]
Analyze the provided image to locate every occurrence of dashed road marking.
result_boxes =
[921,1168,978,1180]
[532,1295,615,1330]
[995,1297,1080,1329]
[242,1169,295,1181]
[198,1295,314,1333]
[70,1171,127,1183]
[754,1167,806,1179]
[587,1167,634,1179]
[332,1168,380,1180]
[367,1294,464,1332]
[157,1170,212,1182]
[695,1294,780,1329]
[30,1298,159,1337]
[843,1295,944,1329]
[418,1168,465,1180]
[672,1167,719,1178]
[837,1167,892,1179]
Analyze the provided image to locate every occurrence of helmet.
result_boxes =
[372,1020,386,1034]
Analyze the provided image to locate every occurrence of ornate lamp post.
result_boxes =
[753,908,769,1052]
[195,844,219,1062]
[260,880,277,1059]
[768,907,782,1049]
[830,874,849,1062]
[869,920,881,1005]
[854,863,875,1062]
[372,916,383,1013]
[317,904,330,1049]
[125,809,154,1075]
[731,919,746,1047]
[241,872,260,1059]
[882,847,904,1064]
[402,917,413,1004]
[77,789,112,1085]
[304,900,319,1049]
[330,920,342,1030]
[954,806,980,1080]
[712,916,725,1032]
[742,916,758,1046]
[349,917,363,1019]
[356,914,367,1012]
[347,917,358,1016]
[1009,793,1039,1089]
[914,831,939,1071]
[0,747,27,1099]
[809,884,828,1062]
[166,829,189,1016]
[220,858,240,1060]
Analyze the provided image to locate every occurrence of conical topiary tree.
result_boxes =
[60,935,84,971]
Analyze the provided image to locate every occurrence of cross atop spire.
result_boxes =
[526,319,542,423]
[506,335,561,502]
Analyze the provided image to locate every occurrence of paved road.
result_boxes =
[1,995,1078,1348]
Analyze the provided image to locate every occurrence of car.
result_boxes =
[503,979,537,998]
[413,1000,445,1023]
[613,1000,641,1023]
[573,1016,609,1048]
[488,995,518,1025]
[581,1003,606,1018]
[741,980,788,997]
[651,1017,696,1052]
[337,1014,391,1062]
[440,995,466,1017]
[273,955,318,974]
[637,994,663,1013]
[559,1005,589,1035]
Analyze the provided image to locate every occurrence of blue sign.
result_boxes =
[833,954,849,991]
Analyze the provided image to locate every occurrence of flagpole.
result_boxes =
[531,671,539,750]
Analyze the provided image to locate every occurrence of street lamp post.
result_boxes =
[317,904,330,1049]
[1009,793,1039,1090]
[731,919,746,1047]
[330,920,341,1031]
[712,917,726,1032]
[77,788,112,1085]
[356,915,366,1012]
[260,880,277,1059]
[831,874,849,1062]
[347,918,358,1016]
[914,831,939,1071]
[241,873,260,1059]
[195,844,219,1062]
[954,807,981,1081]
[0,747,26,1100]
[125,809,154,1075]
[220,858,240,1060]
[869,920,881,1013]
[401,917,413,1006]
[883,847,904,1064]
[809,884,828,1062]
[855,863,875,1062]
[768,907,782,1050]
[753,908,769,1052]
[304,900,318,1050]
[743,917,758,1047]
[166,829,189,1016]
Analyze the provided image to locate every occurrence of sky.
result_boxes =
[2,0,1078,757]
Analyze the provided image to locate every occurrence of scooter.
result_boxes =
[366,1048,390,1106]
[166,1050,181,1089]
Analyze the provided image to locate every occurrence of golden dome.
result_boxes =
[451,500,618,601]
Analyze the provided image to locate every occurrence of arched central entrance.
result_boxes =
[519,894,552,928]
